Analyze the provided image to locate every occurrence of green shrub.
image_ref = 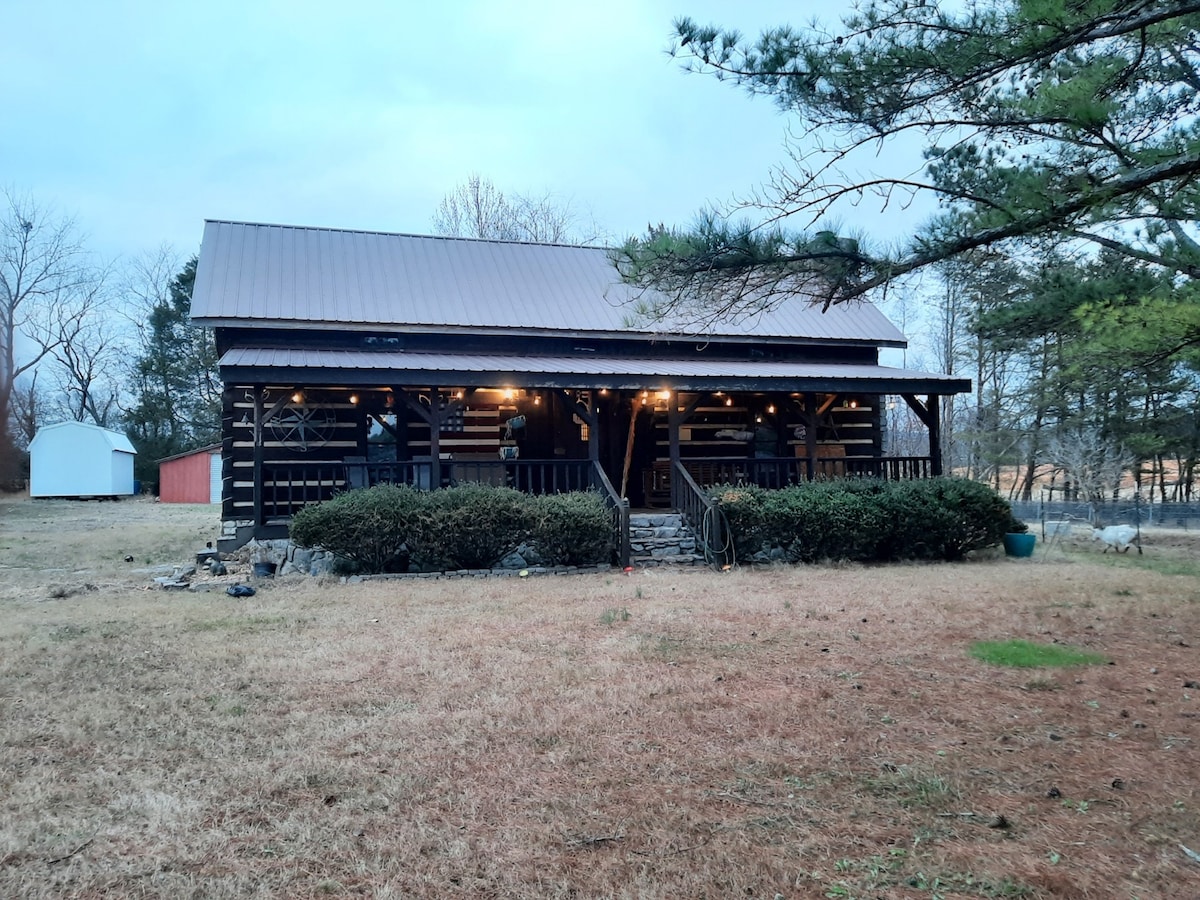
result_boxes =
[290,483,421,573]
[529,491,613,566]
[408,483,533,571]
[710,484,769,560]
[711,477,1019,564]
[292,484,619,574]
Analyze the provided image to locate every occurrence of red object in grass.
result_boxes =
[623,566,634,575]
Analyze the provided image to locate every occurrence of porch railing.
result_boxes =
[261,459,630,566]
[671,461,734,570]
[676,455,933,489]
[590,460,631,568]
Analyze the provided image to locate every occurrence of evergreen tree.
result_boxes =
[124,257,219,484]
[617,1,1200,324]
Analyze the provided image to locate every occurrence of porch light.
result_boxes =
[599,388,608,396]
[291,391,305,404]
[656,390,671,401]
[533,395,541,406]
[502,388,515,401]
[454,390,464,400]
[767,404,775,414]
[725,397,733,407]
[641,391,649,399]
[349,394,359,405]
[846,398,859,409]
[755,416,763,423]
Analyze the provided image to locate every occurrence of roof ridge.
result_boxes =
[202,219,605,251]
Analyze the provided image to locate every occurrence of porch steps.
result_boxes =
[629,512,706,568]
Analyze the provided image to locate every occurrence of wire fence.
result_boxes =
[1009,500,1200,531]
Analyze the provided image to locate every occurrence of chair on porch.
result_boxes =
[345,456,369,490]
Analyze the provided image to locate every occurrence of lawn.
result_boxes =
[1,496,1199,898]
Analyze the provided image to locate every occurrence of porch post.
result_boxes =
[668,401,682,468]
[252,385,264,527]
[428,393,442,488]
[803,393,818,481]
[900,393,943,477]
[927,395,943,476]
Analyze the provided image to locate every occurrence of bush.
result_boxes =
[292,483,617,574]
[529,491,613,566]
[290,483,422,573]
[711,477,1020,564]
[407,483,534,571]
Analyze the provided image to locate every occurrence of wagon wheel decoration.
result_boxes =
[268,402,337,452]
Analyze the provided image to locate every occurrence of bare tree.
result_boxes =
[0,191,91,480]
[45,269,125,427]
[8,371,47,450]
[1045,429,1136,523]
[432,174,598,244]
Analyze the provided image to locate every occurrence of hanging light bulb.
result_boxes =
[349,394,359,405]
[725,397,733,407]
[767,404,776,414]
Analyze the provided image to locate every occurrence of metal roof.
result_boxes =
[192,220,908,346]
[30,421,137,454]
[219,347,970,394]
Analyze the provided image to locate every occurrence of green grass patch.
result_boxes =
[970,639,1107,668]
[187,615,292,633]
[599,606,631,626]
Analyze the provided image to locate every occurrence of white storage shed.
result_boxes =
[29,422,138,498]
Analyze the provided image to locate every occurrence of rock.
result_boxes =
[499,551,527,569]
[290,547,314,574]
[209,561,228,576]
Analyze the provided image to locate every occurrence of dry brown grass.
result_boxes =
[2,496,1199,898]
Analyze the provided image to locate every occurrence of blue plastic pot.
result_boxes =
[1003,532,1036,558]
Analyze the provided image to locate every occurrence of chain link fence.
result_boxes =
[1009,500,1200,531]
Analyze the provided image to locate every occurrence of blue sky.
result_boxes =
[4,1,932,265]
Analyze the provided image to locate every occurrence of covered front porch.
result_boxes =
[219,369,967,562]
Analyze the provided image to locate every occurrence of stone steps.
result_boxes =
[628,512,706,567]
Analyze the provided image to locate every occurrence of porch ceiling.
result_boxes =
[220,348,971,395]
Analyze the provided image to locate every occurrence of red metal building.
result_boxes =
[158,445,221,503]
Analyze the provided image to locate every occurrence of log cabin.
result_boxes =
[191,220,970,561]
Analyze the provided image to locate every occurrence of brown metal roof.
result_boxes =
[219,347,970,394]
[192,220,908,346]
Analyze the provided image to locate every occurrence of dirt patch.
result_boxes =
[2,500,1199,897]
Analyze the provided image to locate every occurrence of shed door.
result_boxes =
[209,452,222,504]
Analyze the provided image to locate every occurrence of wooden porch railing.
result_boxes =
[590,460,631,568]
[673,455,934,489]
[260,458,631,567]
[671,461,734,570]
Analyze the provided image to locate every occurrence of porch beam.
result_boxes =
[816,393,840,417]
[902,393,944,476]
[550,388,601,463]
[394,387,468,488]
[668,392,707,467]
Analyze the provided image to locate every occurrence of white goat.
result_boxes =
[1093,524,1137,553]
